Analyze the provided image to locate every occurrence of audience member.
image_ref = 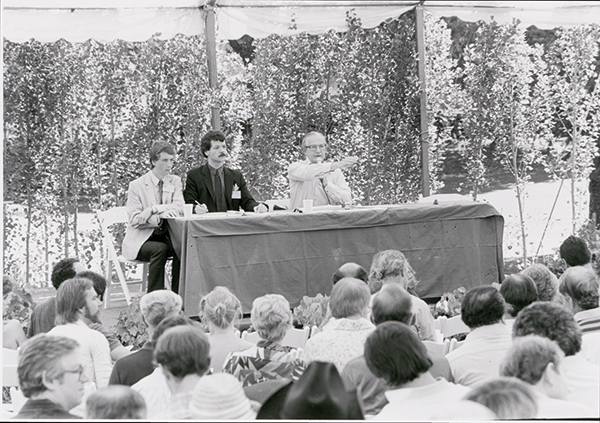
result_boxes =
[109,290,183,386]
[500,335,594,418]
[520,263,560,302]
[15,335,85,419]
[78,270,131,362]
[46,278,112,395]
[559,266,600,364]
[28,258,86,336]
[463,377,538,419]
[499,274,537,329]
[364,321,470,421]
[367,250,436,341]
[257,361,363,420]
[342,283,453,416]
[224,294,306,387]
[131,315,197,417]
[190,373,256,420]
[332,262,368,285]
[445,286,512,386]
[85,386,146,419]
[3,319,27,349]
[199,286,254,372]
[303,278,374,371]
[513,301,599,416]
[560,235,594,269]
[427,400,495,421]
[154,325,211,419]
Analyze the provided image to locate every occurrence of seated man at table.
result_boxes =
[183,130,267,214]
[122,140,183,293]
[287,131,358,210]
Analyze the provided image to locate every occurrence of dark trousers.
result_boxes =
[136,233,180,294]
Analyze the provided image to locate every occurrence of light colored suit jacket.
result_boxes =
[122,171,184,260]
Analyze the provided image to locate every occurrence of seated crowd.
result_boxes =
[3,235,600,420]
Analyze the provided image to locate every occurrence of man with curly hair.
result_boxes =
[514,301,599,416]
[445,286,512,387]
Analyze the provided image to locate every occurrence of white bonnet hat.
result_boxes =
[190,373,256,420]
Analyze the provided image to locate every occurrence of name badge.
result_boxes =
[232,183,242,199]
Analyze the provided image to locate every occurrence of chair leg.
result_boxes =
[142,263,149,293]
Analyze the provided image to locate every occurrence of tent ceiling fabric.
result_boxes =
[2,0,600,43]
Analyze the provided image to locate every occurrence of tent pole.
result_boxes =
[205,0,221,130]
[415,4,430,197]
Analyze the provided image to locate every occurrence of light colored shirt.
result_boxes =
[368,293,436,341]
[574,307,600,365]
[375,378,471,421]
[288,159,352,210]
[302,317,375,372]
[131,367,171,418]
[47,320,112,389]
[445,322,512,387]
[534,391,595,419]
[562,354,600,417]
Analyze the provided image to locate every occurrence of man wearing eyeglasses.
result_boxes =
[288,132,358,210]
[15,335,87,419]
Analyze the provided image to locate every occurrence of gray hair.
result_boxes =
[251,294,292,343]
[140,290,183,328]
[368,250,418,294]
[521,264,559,302]
[330,278,371,319]
[199,286,243,330]
[500,335,564,385]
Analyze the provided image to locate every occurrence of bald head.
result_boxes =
[329,277,371,319]
[333,262,368,285]
[371,284,413,325]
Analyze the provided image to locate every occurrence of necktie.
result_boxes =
[215,171,227,212]
[158,179,164,204]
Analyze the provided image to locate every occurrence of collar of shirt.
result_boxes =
[465,322,510,342]
[208,164,224,178]
[149,170,163,187]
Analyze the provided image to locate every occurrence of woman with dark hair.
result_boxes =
[499,274,538,329]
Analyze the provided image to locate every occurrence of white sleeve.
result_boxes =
[288,161,333,181]
[91,332,113,389]
[324,169,352,205]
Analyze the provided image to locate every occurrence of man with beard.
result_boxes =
[183,130,267,214]
[47,277,112,417]
[78,270,132,361]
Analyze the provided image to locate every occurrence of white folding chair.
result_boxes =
[447,338,465,354]
[438,315,470,339]
[96,207,150,308]
[241,330,261,344]
[281,327,310,349]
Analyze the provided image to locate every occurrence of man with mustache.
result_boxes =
[288,132,358,211]
[183,130,267,214]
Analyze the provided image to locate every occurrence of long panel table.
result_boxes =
[167,202,504,316]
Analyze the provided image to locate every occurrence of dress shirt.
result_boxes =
[445,322,512,387]
[533,390,595,419]
[575,308,600,365]
[375,378,471,421]
[46,320,112,389]
[302,317,375,372]
[132,367,171,418]
[288,159,352,210]
[562,354,600,416]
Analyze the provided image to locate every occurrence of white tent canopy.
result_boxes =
[3,1,600,43]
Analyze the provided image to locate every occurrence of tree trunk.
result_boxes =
[26,186,31,285]
[44,213,49,285]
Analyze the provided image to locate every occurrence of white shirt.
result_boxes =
[574,308,600,365]
[562,354,600,417]
[132,367,171,418]
[375,378,471,421]
[534,391,595,419]
[288,159,352,210]
[445,322,512,387]
[47,320,112,389]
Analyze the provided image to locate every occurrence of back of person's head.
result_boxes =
[364,321,432,387]
[139,290,183,329]
[55,277,93,325]
[148,140,175,168]
[151,315,196,345]
[329,277,370,319]
[500,274,538,318]
[513,301,582,357]
[251,294,292,343]
[560,235,592,267]
[461,285,505,329]
[500,335,564,386]
[200,130,226,157]
[521,263,559,302]
[51,258,83,290]
[464,377,538,419]
[371,283,413,325]
[154,325,211,378]
[18,335,79,398]
[78,270,108,303]
[332,262,368,285]
[86,386,147,419]
[559,266,600,311]
[190,373,255,420]
[368,250,417,293]
[199,286,243,330]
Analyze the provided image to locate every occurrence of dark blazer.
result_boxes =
[183,164,259,212]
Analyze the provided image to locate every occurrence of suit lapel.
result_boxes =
[201,164,216,201]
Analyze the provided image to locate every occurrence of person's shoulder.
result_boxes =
[187,164,207,175]
[129,171,150,187]
[224,166,244,178]
[165,174,182,184]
